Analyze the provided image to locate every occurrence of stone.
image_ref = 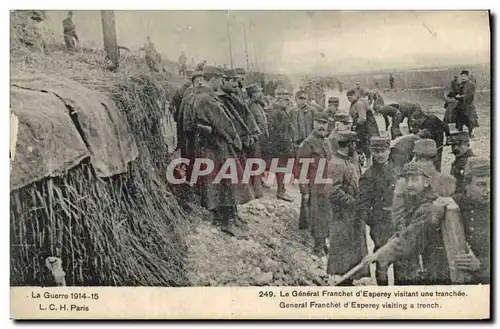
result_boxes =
[210,228,218,234]
[254,271,273,285]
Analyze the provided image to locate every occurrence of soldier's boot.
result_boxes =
[231,205,248,229]
[220,207,246,238]
[313,238,327,257]
[276,183,293,202]
[298,196,310,230]
[211,208,223,227]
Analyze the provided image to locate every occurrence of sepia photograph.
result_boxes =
[9,8,491,319]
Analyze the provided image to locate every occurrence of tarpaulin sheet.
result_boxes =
[11,73,138,180]
[10,86,90,191]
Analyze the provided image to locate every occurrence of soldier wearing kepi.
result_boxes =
[327,131,369,285]
[183,65,245,237]
[246,83,269,197]
[451,157,490,284]
[265,87,295,202]
[358,134,397,285]
[449,126,475,195]
[326,96,340,117]
[296,112,333,255]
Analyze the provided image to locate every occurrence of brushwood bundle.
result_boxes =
[10,58,189,286]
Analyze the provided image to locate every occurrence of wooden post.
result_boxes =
[101,10,119,71]
[441,200,474,283]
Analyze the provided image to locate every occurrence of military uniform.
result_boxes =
[449,129,475,195]
[389,102,421,129]
[456,70,479,134]
[452,157,490,284]
[358,135,397,285]
[265,88,295,200]
[410,111,449,172]
[390,162,440,285]
[348,89,380,161]
[377,105,403,140]
[290,91,315,145]
[296,113,334,254]
[326,97,339,117]
[327,131,369,283]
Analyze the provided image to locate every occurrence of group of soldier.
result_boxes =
[170,64,489,286]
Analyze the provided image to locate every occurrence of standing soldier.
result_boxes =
[62,11,79,51]
[183,65,245,236]
[389,74,395,89]
[455,70,479,137]
[375,104,403,139]
[347,88,380,168]
[291,90,315,147]
[449,126,475,195]
[246,83,269,197]
[410,109,449,172]
[265,88,295,202]
[219,69,260,201]
[389,161,440,285]
[141,36,159,72]
[327,131,369,285]
[178,51,188,77]
[326,96,340,117]
[328,112,361,173]
[296,112,333,256]
[451,157,490,284]
[358,134,397,285]
[354,82,365,98]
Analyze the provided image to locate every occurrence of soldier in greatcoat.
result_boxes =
[219,69,260,203]
[358,134,397,285]
[296,112,333,256]
[448,127,475,195]
[245,83,269,198]
[181,65,245,236]
[450,157,490,284]
[327,131,369,285]
[264,88,295,202]
[347,88,380,168]
[455,70,479,137]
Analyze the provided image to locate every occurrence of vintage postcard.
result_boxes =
[9,9,491,320]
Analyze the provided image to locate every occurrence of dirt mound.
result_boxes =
[186,197,336,287]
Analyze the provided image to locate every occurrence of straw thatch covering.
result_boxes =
[10,11,191,286]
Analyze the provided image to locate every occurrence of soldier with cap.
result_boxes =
[327,130,369,285]
[455,70,479,137]
[411,138,440,178]
[246,83,269,195]
[358,133,397,285]
[347,88,380,168]
[218,69,261,200]
[326,96,340,117]
[179,65,248,236]
[296,112,333,255]
[328,112,361,172]
[448,126,475,195]
[62,11,79,51]
[389,161,440,285]
[291,90,315,147]
[409,109,449,172]
[450,156,490,284]
[265,87,295,202]
[175,70,204,157]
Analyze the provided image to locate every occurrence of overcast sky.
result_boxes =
[43,10,490,74]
